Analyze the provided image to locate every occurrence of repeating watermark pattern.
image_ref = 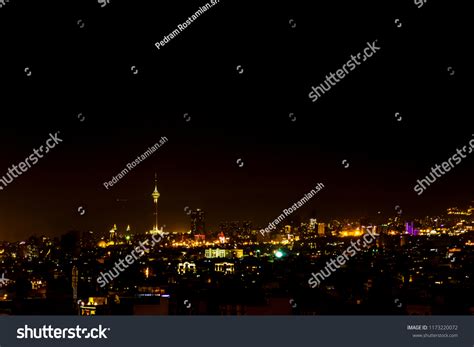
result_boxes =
[308,226,377,288]
[414,134,474,195]
[154,0,220,51]
[103,136,168,190]
[308,40,381,102]
[0,0,467,327]
[260,183,325,236]
[98,0,110,8]
[0,132,63,191]
[0,273,11,287]
[97,230,169,287]
[395,205,402,215]
[414,0,428,9]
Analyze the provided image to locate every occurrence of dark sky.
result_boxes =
[0,0,471,241]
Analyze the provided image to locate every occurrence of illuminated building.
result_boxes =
[205,248,243,259]
[447,207,471,216]
[109,224,117,242]
[405,222,418,236]
[340,228,363,237]
[150,173,163,235]
[125,225,132,244]
[318,223,325,236]
[309,218,318,234]
[214,262,234,274]
[205,248,228,258]
[218,232,227,244]
[177,262,196,274]
[78,297,108,316]
[137,286,166,296]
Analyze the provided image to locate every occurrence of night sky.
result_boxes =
[0,0,471,241]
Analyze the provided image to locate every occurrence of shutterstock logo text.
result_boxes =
[17,325,110,339]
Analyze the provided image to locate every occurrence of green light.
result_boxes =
[125,235,130,240]
[275,250,284,258]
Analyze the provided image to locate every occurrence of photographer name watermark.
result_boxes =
[154,0,220,51]
[260,183,325,236]
[103,136,168,190]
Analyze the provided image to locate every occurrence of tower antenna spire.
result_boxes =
[151,172,160,233]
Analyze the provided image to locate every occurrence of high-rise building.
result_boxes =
[190,209,205,235]
[150,173,162,235]
[318,223,326,236]
[405,222,418,236]
[309,218,318,234]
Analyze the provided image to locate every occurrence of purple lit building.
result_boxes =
[405,222,418,236]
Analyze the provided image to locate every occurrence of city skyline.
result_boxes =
[1,183,472,316]
[1,1,473,343]
[1,171,473,242]
[0,0,471,241]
